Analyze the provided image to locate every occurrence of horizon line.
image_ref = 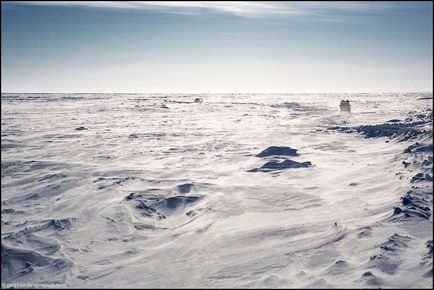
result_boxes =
[1,91,433,95]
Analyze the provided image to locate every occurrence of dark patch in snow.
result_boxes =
[422,156,433,167]
[248,159,312,172]
[404,142,433,154]
[410,173,432,183]
[95,176,135,190]
[368,254,400,274]
[389,189,432,221]
[177,183,194,194]
[357,226,372,238]
[256,146,299,157]
[48,218,74,230]
[329,123,430,141]
[378,233,411,252]
[134,223,155,230]
[154,196,202,210]
[359,271,383,287]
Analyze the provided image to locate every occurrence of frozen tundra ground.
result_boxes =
[1,92,432,288]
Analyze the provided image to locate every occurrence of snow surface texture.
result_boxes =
[1,93,433,288]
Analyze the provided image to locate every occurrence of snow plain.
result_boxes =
[1,93,432,288]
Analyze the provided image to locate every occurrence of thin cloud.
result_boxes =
[12,1,396,19]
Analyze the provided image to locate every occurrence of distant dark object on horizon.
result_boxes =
[340,100,351,113]
[194,98,203,103]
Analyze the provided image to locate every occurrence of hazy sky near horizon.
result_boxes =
[1,1,433,93]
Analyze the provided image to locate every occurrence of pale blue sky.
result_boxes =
[1,1,432,93]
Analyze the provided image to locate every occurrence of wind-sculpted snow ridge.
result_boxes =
[124,190,203,229]
[1,215,76,285]
[1,243,73,284]
[389,136,433,222]
[331,106,433,283]
[1,93,433,288]
[328,108,432,141]
[388,137,433,278]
